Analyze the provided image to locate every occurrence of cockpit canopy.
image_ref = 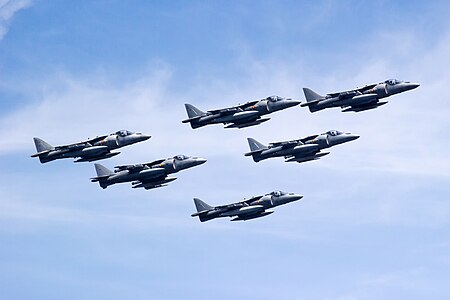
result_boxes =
[116,130,134,137]
[385,79,402,85]
[327,130,343,136]
[269,191,286,197]
[267,96,283,102]
[174,154,189,160]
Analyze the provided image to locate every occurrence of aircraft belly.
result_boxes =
[218,111,259,123]
[81,146,109,157]
[200,114,221,123]
[58,150,79,158]
[216,115,236,123]
[351,94,378,106]
[319,98,338,108]
[225,205,265,217]
[108,173,134,184]
[276,144,318,157]
[139,168,166,179]
[230,210,274,221]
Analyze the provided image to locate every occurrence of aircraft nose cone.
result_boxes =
[195,158,207,165]
[410,83,420,89]
[346,134,360,141]
[288,194,303,201]
[138,134,152,141]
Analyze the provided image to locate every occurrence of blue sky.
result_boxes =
[1,1,450,299]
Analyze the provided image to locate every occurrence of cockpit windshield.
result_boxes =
[116,130,134,137]
[385,79,402,85]
[327,130,343,136]
[174,154,188,160]
[267,96,283,102]
[270,191,286,197]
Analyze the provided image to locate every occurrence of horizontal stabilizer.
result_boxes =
[191,210,209,217]
[244,150,265,157]
[30,150,51,158]
[300,99,321,107]
[182,116,202,123]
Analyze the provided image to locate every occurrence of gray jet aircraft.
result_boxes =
[245,130,359,163]
[182,96,301,129]
[31,130,151,163]
[192,191,303,222]
[91,155,207,190]
[301,79,420,112]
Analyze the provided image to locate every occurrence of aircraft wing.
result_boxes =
[114,164,146,172]
[270,135,319,148]
[84,135,109,144]
[269,140,300,148]
[54,143,87,151]
[242,195,264,205]
[334,90,360,99]
[355,83,377,93]
[299,134,319,143]
[215,195,264,210]
[142,159,166,168]
[207,107,241,115]
[207,100,259,115]
[236,100,259,109]
[54,135,108,150]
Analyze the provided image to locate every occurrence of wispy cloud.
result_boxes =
[0,0,32,40]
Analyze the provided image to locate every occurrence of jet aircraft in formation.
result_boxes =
[31,78,420,221]
[182,95,301,129]
[31,130,151,163]
[245,130,359,163]
[301,79,420,112]
[191,191,303,222]
[91,155,207,190]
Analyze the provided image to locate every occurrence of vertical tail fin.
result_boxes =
[303,88,324,102]
[185,104,206,119]
[94,163,114,177]
[247,138,267,152]
[193,198,213,212]
[33,137,54,152]
[302,88,324,112]
[245,138,267,162]
[92,163,113,189]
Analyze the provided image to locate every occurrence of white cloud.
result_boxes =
[0,0,32,40]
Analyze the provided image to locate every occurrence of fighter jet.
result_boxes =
[245,130,359,163]
[91,155,207,190]
[31,130,151,163]
[182,96,301,129]
[301,79,420,112]
[192,191,303,222]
